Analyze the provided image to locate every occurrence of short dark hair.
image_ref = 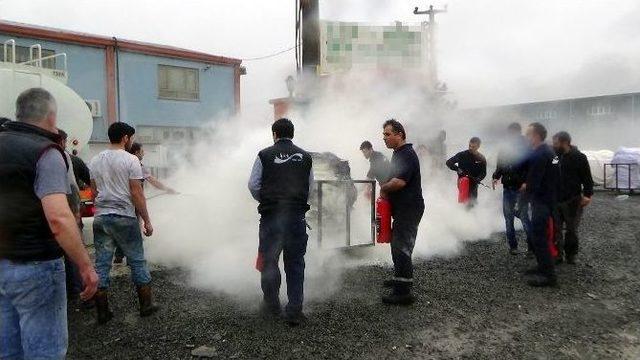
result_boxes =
[507,122,521,132]
[272,118,294,139]
[360,140,373,150]
[383,119,406,140]
[528,122,548,141]
[129,142,143,154]
[553,131,571,144]
[469,137,481,145]
[108,122,136,144]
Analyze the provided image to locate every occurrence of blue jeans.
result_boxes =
[0,258,67,360]
[93,214,151,289]
[258,211,308,315]
[503,189,532,251]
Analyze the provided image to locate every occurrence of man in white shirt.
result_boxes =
[89,122,159,324]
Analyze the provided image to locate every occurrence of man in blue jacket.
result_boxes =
[521,122,559,287]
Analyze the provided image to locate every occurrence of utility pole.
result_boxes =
[301,0,320,74]
[414,4,447,88]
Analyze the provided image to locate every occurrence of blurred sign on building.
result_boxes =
[319,21,428,74]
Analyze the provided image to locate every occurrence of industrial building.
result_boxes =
[0,20,243,155]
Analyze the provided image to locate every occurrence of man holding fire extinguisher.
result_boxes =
[446,137,487,206]
[521,122,560,287]
[379,119,424,305]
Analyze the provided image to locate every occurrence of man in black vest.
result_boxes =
[248,118,313,326]
[380,119,424,305]
[0,88,98,359]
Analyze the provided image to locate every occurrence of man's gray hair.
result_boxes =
[15,88,56,124]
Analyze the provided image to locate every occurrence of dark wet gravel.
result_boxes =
[67,192,640,359]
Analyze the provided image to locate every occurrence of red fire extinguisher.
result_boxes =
[546,217,559,258]
[458,176,471,204]
[376,197,392,244]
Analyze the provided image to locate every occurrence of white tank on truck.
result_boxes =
[0,39,93,153]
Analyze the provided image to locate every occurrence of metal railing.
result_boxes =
[315,179,376,249]
[603,163,638,192]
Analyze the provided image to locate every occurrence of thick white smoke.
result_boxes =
[144,72,507,304]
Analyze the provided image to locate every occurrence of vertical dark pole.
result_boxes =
[317,182,323,247]
[345,182,351,247]
[616,164,619,191]
[371,181,376,246]
[603,164,607,189]
[301,0,320,74]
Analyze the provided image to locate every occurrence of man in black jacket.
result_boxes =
[522,122,560,287]
[360,140,390,184]
[447,137,487,204]
[552,131,594,264]
[492,123,532,255]
[248,118,313,326]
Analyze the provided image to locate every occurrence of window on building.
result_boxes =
[588,104,613,116]
[536,109,557,120]
[0,45,56,69]
[158,65,199,101]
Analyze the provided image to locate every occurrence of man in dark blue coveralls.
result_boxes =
[521,122,559,287]
[379,119,425,305]
[248,118,313,326]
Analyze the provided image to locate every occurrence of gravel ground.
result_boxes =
[67,192,640,359]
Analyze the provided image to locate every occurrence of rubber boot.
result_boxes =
[382,282,415,305]
[137,285,160,317]
[94,289,114,325]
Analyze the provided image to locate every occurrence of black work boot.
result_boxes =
[136,285,160,317]
[259,301,282,319]
[522,266,541,276]
[284,311,307,327]
[382,279,415,288]
[382,282,415,305]
[94,289,114,325]
[527,274,557,287]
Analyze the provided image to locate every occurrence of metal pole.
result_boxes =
[371,182,376,246]
[317,182,323,247]
[345,182,351,247]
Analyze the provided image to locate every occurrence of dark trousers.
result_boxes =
[503,189,533,251]
[391,206,425,283]
[554,196,583,258]
[530,201,556,277]
[258,211,308,315]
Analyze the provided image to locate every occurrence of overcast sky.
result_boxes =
[1,0,639,114]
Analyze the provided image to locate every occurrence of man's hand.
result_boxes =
[580,196,592,207]
[492,179,499,190]
[79,265,98,301]
[143,221,154,237]
[519,183,527,193]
